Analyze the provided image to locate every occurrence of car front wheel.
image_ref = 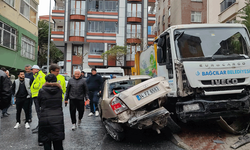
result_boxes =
[103,120,125,141]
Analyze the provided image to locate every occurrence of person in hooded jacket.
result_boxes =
[38,74,64,150]
[65,69,89,130]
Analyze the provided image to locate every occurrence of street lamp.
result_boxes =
[47,0,52,74]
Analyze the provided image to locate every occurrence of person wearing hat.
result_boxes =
[49,64,66,101]
[86,68,103,117]
[30,65,46,134]
[38,74,65,150]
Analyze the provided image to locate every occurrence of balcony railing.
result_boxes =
[52,29,64,32]
[71,8,85,15]
[127,32,141,39]
[127,12,142,18]
[53,6,65,10]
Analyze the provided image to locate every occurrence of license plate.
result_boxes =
[136,86,160,101]
[183,104,200,112]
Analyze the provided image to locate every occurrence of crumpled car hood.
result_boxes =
[117,76,171,111]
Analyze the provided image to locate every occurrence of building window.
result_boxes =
[71,0,85,15]
[21,35,35,60]
[104,1,118,12]
[70,21,85,36]
[127,24,141,39]
[221,0,236,12]
[88,21,117,33]
[168,7,171,17]
[3,0,15,7]
[127,3,142,17]
[20,0,38,24]
[104,22,117,33]
[88,0,118,12]
[191,11,201,22]
[72,45,83,56]
[89,43,104,55]
[0,21,16,50]
[127,45,140,61]
[88,21,103,33]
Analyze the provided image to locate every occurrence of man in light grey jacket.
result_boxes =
[12,70,31,129]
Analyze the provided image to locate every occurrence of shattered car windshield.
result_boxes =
[174,27,250,61]
[109,79,148,98]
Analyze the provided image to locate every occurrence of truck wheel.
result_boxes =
[103,120,125,141]
[166,116,181,133]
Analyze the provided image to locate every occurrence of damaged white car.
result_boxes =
[98,75,177,141]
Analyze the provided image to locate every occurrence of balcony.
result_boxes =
[127,12,142,23]
[53,6,65,11]
[52,28,64,35]
[127,33,141,44]
[218,2,238,23]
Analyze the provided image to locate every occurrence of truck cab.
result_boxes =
[156,24,250,123]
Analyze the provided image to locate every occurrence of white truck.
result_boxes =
[143,24,250,123]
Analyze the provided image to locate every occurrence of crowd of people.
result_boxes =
[0,65,103,150]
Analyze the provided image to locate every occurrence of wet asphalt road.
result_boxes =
[0,104,183,150]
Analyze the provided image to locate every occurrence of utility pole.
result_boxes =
[47,0,52,74]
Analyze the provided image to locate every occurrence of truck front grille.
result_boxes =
[201,78,245,85]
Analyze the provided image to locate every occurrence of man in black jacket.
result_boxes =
[24,64,34,122]
[12,70,31,129]
[86,68,103,117]
[65,69,89,130]
[0,70,10,111]
[1,69,12,118]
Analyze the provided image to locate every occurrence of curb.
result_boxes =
[170,133,193,150]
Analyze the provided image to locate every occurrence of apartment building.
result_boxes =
[0,0,39,71]
[208,0,246,24]
[51,0,156,75]
[155,0,207,35]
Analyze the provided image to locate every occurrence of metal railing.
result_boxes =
[52,28,64,32]
[71,8,85,15]
[127,12,142,18]
[53,6,65,10]
[127,32,141,39]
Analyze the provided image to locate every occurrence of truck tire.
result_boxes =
[166,116,181,133]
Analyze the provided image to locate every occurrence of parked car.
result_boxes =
[99,75,177,141]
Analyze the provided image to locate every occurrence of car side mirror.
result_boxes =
[157,47,163,63]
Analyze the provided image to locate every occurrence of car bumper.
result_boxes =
[127,107,170,128]
[176,95,250,123]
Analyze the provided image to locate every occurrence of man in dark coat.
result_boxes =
[25,64,34,122]
[0,70,10,111]
[38,74,64,150]
[86,68,103,117]
[65,69,89,130]
[1,69,12,118]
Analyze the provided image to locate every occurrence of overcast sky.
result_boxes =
[38,0,55,16]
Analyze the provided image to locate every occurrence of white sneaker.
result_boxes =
[88,112,94,117]
[25,122,30,129]
[72,124,76,130]
[95,111,99,117]
[14,123,20,129]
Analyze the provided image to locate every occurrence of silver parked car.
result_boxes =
[99,75,179,141]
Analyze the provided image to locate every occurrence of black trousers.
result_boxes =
[89,92,99,113]
[16,97,30,123]
[44,140,63,150]
[33,97,40,120]
[69,100,84,124]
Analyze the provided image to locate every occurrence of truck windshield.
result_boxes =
[174,27,250,61]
